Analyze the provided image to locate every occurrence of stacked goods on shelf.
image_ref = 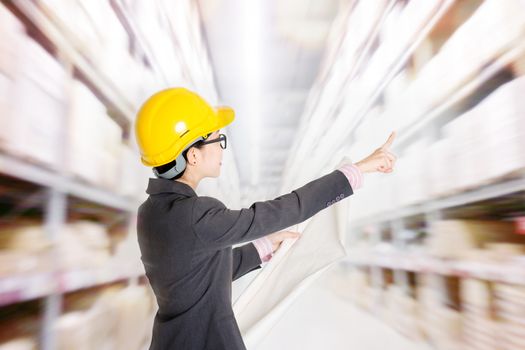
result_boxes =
[38,0,155,106]
[0,3,20,67]
[361,0,444,95]
[0,222,53,277]
[416,275,463,350]
[0,219,143,285]
[0,20,67,168]
[347,268,374,310]
[460,279,498,350]
[0,2,149,200]
[347,0,525,221]
[349,71,525,222]
[383,285,422,341]
[442,75,525,192]
[67,80,123,189]
[382,69,410,111]
[0,5,20,129]
[387,0,525,131]
[394,141,428,207]
[493,283,525,350]
[125,0,189,87]
[110,223,144,277]
[465,76,525,183]
[408,1,485,78]
[57,219,143,276]
[56,221,112,271]
[426,72,525,197]
[0,315,38,350]
[117,145,152,200]
[38,0,216,106]
[484,243,525,260]
[345,218,525,348]
[0,67,8,130]
[348,0,390,55]
[426,137,455,198]
[54,285,155,350]
[334,0,390,86]
[426,220,525,259]
[0,339,36,350]
[37,0,126,59]
[113,285,156,349]
[72,1,158,104]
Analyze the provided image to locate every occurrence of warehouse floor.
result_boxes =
[254,264,433,350]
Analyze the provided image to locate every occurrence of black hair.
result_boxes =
[153,133,212,180]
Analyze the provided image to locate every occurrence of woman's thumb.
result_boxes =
[282,231,301,239]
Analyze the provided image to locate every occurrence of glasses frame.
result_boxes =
[198,133,227,149]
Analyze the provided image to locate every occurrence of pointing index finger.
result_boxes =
[381,131,396,150]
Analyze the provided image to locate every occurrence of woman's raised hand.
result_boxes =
[355,131,397,174]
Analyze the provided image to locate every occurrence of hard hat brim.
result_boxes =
[215,106,235,130]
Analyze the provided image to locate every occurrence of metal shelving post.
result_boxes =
[391,218,409,294]
[41,188,67,350]
[423,210,450,308]
[368,223,384,314]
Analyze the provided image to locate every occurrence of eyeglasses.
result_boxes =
[199,133,227,149]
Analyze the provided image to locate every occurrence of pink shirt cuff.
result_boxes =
[252,236,273,263]
[337,163,363,190]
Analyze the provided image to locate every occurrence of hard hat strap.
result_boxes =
[152,135,209,179]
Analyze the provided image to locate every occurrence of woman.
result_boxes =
[134,88,396,350]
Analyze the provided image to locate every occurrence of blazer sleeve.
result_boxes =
[232,243,262,281]
[191,169,354,251]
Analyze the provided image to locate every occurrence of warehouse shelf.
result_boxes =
[345,253,525,286]
[342,0,457,138]
[0,272,55,307]
[58,267,144,293]
[0,152,139,212]
[349,170,525,229]
[0,268,144,307]
[286,0,457,186]
[287,1,525,349]
[287,0,396,165]
[109,0,168,85]
[5,0,136,129]
[393,42,525,150]
[0,1,219,348]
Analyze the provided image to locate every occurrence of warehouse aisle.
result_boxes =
[255,264,432,350]
[1,0,525,348]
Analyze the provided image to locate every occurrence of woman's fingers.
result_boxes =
[385,151,396,169]
[385,150,396,161]
[378,159,391,172]
[269,231,300,243]
[279,231,301,240]
[268,231,301,252]
[376,151,392,170]
[378,150,396,172]
[379,160,391,171]
[380,131,396,150]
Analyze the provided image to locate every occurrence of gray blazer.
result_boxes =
[137,169,354,349]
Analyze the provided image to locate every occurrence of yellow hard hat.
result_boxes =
[134,87,235,167]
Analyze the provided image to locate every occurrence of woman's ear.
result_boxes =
[187,146,200,165]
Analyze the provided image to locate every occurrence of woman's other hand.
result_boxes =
[355,131,397,174]
[267,230,301,253]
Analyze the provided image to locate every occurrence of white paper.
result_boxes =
[233,192,350,348]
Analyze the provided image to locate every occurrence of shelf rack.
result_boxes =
[0,1,151,349]
[6,0,136,130]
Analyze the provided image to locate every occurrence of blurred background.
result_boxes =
[0,0,524,349]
